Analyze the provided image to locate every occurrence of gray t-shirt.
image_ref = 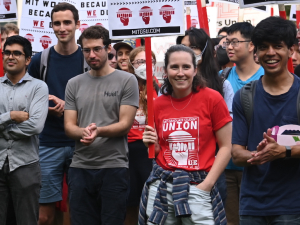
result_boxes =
[65,70,139,169]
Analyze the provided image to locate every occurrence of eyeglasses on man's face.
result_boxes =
[2,50,25,58]
[82,46,106,55]
[108,53,115,60]
[225,39,251,48]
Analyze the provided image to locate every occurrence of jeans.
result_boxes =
[240,215,300,225]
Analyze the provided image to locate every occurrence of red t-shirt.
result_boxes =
[154,88,232,172]
[128,90,158,143]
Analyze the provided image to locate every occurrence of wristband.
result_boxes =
[285,146,291,158]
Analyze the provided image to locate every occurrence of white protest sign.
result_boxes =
[20,0,76,54]
[239,0,297,9]
[290,4,296,21]
[0,0,17,21]
[183,1,217,38]
[108,0,185,39]
[76,0,109,34]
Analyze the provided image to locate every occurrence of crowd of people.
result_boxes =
[1,2,300,225]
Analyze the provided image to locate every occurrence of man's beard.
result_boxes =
[88,57,107,71]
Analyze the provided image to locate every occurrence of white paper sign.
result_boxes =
[239,0,297,9]
[20,0,76,54]
[108,0,185,39]
[76,0,109,34]
[0,0,17,21]
[290,4,296,21]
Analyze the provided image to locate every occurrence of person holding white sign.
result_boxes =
[141,44,232,225]
[125,46,159,225]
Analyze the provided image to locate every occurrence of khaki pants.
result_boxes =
[225,170,243,225]
[146,180,214,225]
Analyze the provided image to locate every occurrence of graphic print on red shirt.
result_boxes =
[162,117,200,169]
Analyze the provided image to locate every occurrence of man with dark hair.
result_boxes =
[217,26,228,38]
[232,16,300,225]
[0,35,48,225]
[27,2,85,225]
[221,22,265,225]
[64,25,139,225]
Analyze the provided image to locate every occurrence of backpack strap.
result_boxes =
[240,80,258,128]
[39,47,51,81]
[220,67,232,83]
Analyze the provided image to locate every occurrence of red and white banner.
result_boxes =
[108,0,185,39]
[0,0,17,21]
[77,0,109,33]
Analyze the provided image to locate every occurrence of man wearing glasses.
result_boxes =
[0,35,48,224]
[27,3,88,224]
[221,22,264,225]
[64,25,139,225]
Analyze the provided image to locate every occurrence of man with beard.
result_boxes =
[64,25,139,225]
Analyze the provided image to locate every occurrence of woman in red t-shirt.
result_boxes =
[125,46,159,225]
[140,45,232,224]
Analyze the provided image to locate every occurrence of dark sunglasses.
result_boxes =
[108,53,115,60]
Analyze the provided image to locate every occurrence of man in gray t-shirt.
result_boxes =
[64,26,138,225]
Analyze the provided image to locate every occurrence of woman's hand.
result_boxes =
[143,125,158,147]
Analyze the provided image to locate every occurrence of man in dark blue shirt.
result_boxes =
[27,3,85,225]
[232,16,300,224]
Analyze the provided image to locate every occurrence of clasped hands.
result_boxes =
[247,128,286,165]
[80,123,98,146]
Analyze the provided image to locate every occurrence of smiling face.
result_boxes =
[116,46,131,71]
[3,43,31,76]
[256,41,293,77]
[165,51,197,98]
[226,31,254,63]
[52,10,80,44]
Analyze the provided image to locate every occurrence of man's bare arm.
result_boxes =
[232,144,255,167]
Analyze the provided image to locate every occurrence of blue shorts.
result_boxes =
[39,146,74,204]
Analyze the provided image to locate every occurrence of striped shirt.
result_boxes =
[138,161,227,225]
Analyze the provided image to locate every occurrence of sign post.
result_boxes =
[108,0,185,158]
[196,0,210,35]
[186,7,191,29]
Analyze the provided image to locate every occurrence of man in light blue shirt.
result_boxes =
[221,22,264,225]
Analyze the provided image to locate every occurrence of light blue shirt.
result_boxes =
[221,66,264,170]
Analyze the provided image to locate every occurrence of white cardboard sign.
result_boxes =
[0,0,17,21]
[108,0,185,39]
[76,0,109,33]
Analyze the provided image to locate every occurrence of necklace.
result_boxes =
[170,94,193,111]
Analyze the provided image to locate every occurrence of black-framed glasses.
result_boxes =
[131,59,156,66]
[108,53,115,60]
[82,46,106,55]
[225,39,251,48]
[2,50,25,58]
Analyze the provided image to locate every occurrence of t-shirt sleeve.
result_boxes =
[232,90,249,146]
[211,93,232,131]
[121,75,139,108]
[27,52,42,79]
[65,80,77,111]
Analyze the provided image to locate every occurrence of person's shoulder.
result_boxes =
[199,87,223,99]
[113,69,136,79]
[29,75,48,89]
[30,51,42,63]
[67,72,88,84]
